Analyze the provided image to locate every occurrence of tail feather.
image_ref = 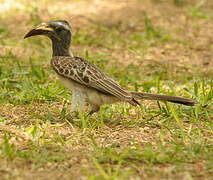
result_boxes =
[131,92,197,106]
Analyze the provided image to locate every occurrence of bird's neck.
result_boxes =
[51,39,73,57]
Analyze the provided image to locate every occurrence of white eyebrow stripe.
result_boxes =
[57,22,71,31]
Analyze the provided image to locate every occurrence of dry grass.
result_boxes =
[0,0,212,179]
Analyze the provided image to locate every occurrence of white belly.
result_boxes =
[57,75,119,107]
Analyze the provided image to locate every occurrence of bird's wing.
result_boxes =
[51,56,133,101]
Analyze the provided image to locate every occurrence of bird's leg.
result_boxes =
[71,89,87,115]
[88,105,100,115]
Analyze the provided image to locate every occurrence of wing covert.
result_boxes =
[51,56,133,101]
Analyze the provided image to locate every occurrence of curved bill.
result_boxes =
[24,22,53,39]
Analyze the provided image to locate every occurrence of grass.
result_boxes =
[0,0,213,179]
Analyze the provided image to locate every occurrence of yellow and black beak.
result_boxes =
[24,22,54,39]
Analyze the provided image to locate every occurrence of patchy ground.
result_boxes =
[0,0,212,179]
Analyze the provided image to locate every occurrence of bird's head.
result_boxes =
[24,20,72,43]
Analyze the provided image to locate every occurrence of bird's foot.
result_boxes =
[88,105,100,115]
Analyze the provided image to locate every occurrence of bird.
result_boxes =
[24,20,196,114]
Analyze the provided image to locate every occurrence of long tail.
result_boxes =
[131,92,197,106]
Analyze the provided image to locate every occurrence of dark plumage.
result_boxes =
[24,20,197,114]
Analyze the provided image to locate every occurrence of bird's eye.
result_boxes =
[56,27,64,32]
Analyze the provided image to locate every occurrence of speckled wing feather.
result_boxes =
[51,56,133,101]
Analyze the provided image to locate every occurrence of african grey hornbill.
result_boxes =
[24,20,196,114]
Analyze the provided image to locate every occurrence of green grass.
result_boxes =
[0,0,213,179]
